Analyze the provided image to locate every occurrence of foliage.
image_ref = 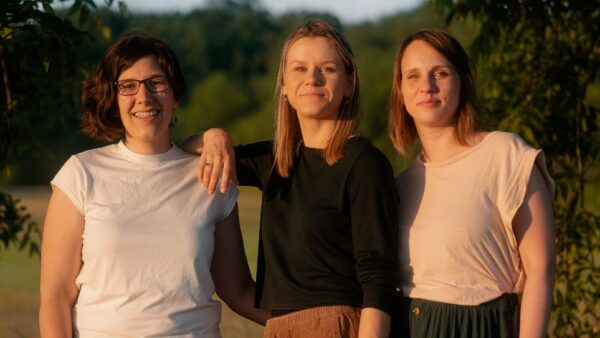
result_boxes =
[0,0,124,253]
[432,0,600,336]
[0,191,39,254]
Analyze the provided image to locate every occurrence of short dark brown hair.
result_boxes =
[274,19,360,177]
[81,32,186,141]
[388,29,484,156]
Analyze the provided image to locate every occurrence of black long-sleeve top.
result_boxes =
[235,137,399,314]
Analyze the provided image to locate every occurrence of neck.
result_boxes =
[417,125,467,163]
[123,138,172,155]
[297,119,337,149]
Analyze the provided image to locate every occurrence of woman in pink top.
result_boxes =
[388,29,555,338]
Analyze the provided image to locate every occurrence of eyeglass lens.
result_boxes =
[117,76,170,95]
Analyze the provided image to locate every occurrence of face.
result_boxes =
[400,40,460,129]
[282,37,352,122]
[117,55,178,153]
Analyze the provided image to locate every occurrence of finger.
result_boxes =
[202,163,214,193]
[198,155,208,186]
[221,159,231,193]
[208,157,223,194]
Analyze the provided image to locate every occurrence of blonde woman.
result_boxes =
[184,20,398,338]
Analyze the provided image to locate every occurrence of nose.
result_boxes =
[135,82,154,102]
[419,74,437,93]
[305,67,324,86]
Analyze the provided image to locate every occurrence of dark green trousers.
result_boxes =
[391,293,519,338]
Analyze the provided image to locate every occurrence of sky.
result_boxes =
[118,0,423,23]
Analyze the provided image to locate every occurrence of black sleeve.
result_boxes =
[234,141,274,190]
[347,148,399,315]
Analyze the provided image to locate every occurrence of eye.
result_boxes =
[150,77,168,86]
[434,71,449,79]
[118,81,137,90]
[406,73,418,80]
[292,66,306,72]
[320,66,336,73]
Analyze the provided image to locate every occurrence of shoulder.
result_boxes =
[73,143,120,163]
[345,137,389,163]
[235,140,273,157]
[344,137,394,175]
[485,131,536,153]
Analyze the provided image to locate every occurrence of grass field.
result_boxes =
[0,185,264,338]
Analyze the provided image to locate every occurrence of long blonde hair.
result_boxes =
[388,29,483,156]
[274,20,360,177]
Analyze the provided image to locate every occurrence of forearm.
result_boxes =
[519,274,553,338]
[39,298,74,338]
[219,282,270,325]
[358,307,390,338]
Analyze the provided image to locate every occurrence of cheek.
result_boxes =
[400,83,413,104]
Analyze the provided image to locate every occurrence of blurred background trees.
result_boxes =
[0,0,598,336]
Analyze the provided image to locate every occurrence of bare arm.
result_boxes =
[513,166,555,338]
[211,205,270,325]
[39,187,84,338]
[358,307,390,338]
[178,128,236,194]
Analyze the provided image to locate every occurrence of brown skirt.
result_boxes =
[263,305,361,338]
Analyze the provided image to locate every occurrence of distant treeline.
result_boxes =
[12,2,469,184]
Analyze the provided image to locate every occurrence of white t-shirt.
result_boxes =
[396,131,554,305]
[51,141,238,338]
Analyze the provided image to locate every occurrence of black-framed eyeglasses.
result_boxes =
[115,76,171,96]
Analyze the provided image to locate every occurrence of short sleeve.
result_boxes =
[217,183,240,222]
[51,155,87,214]
[499,135,555,228]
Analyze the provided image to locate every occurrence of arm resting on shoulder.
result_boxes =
[358,307,390,338]
[513,166,555,338]
[39,187,84,338]
[178,128,237,194]
[211,205,270,325]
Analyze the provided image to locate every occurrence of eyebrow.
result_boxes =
[117,73,167,81]
[404,64,453,73]
[287,59,341,65]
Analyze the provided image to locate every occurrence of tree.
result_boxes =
[0,0,124,254]
[432,0,600,336]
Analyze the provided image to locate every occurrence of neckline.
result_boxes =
[417,131,497,168]
[301,136,364,151]
[117,140,179,166]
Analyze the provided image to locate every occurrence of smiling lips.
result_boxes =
[132,110,159,118]
[300,92,325,97]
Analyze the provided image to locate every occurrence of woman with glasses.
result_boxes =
[39,32,268,337]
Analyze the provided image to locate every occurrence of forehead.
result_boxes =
[401,40,452,70]
[286,36,342,62]
[118,55,165,80]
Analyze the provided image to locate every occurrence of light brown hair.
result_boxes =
[81,32,186,141]
[274,19,360,177]
[388,29,483,156]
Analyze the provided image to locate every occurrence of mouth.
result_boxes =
[417,99,439,107]
[300,93,325,98]
[132,110,160,118]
